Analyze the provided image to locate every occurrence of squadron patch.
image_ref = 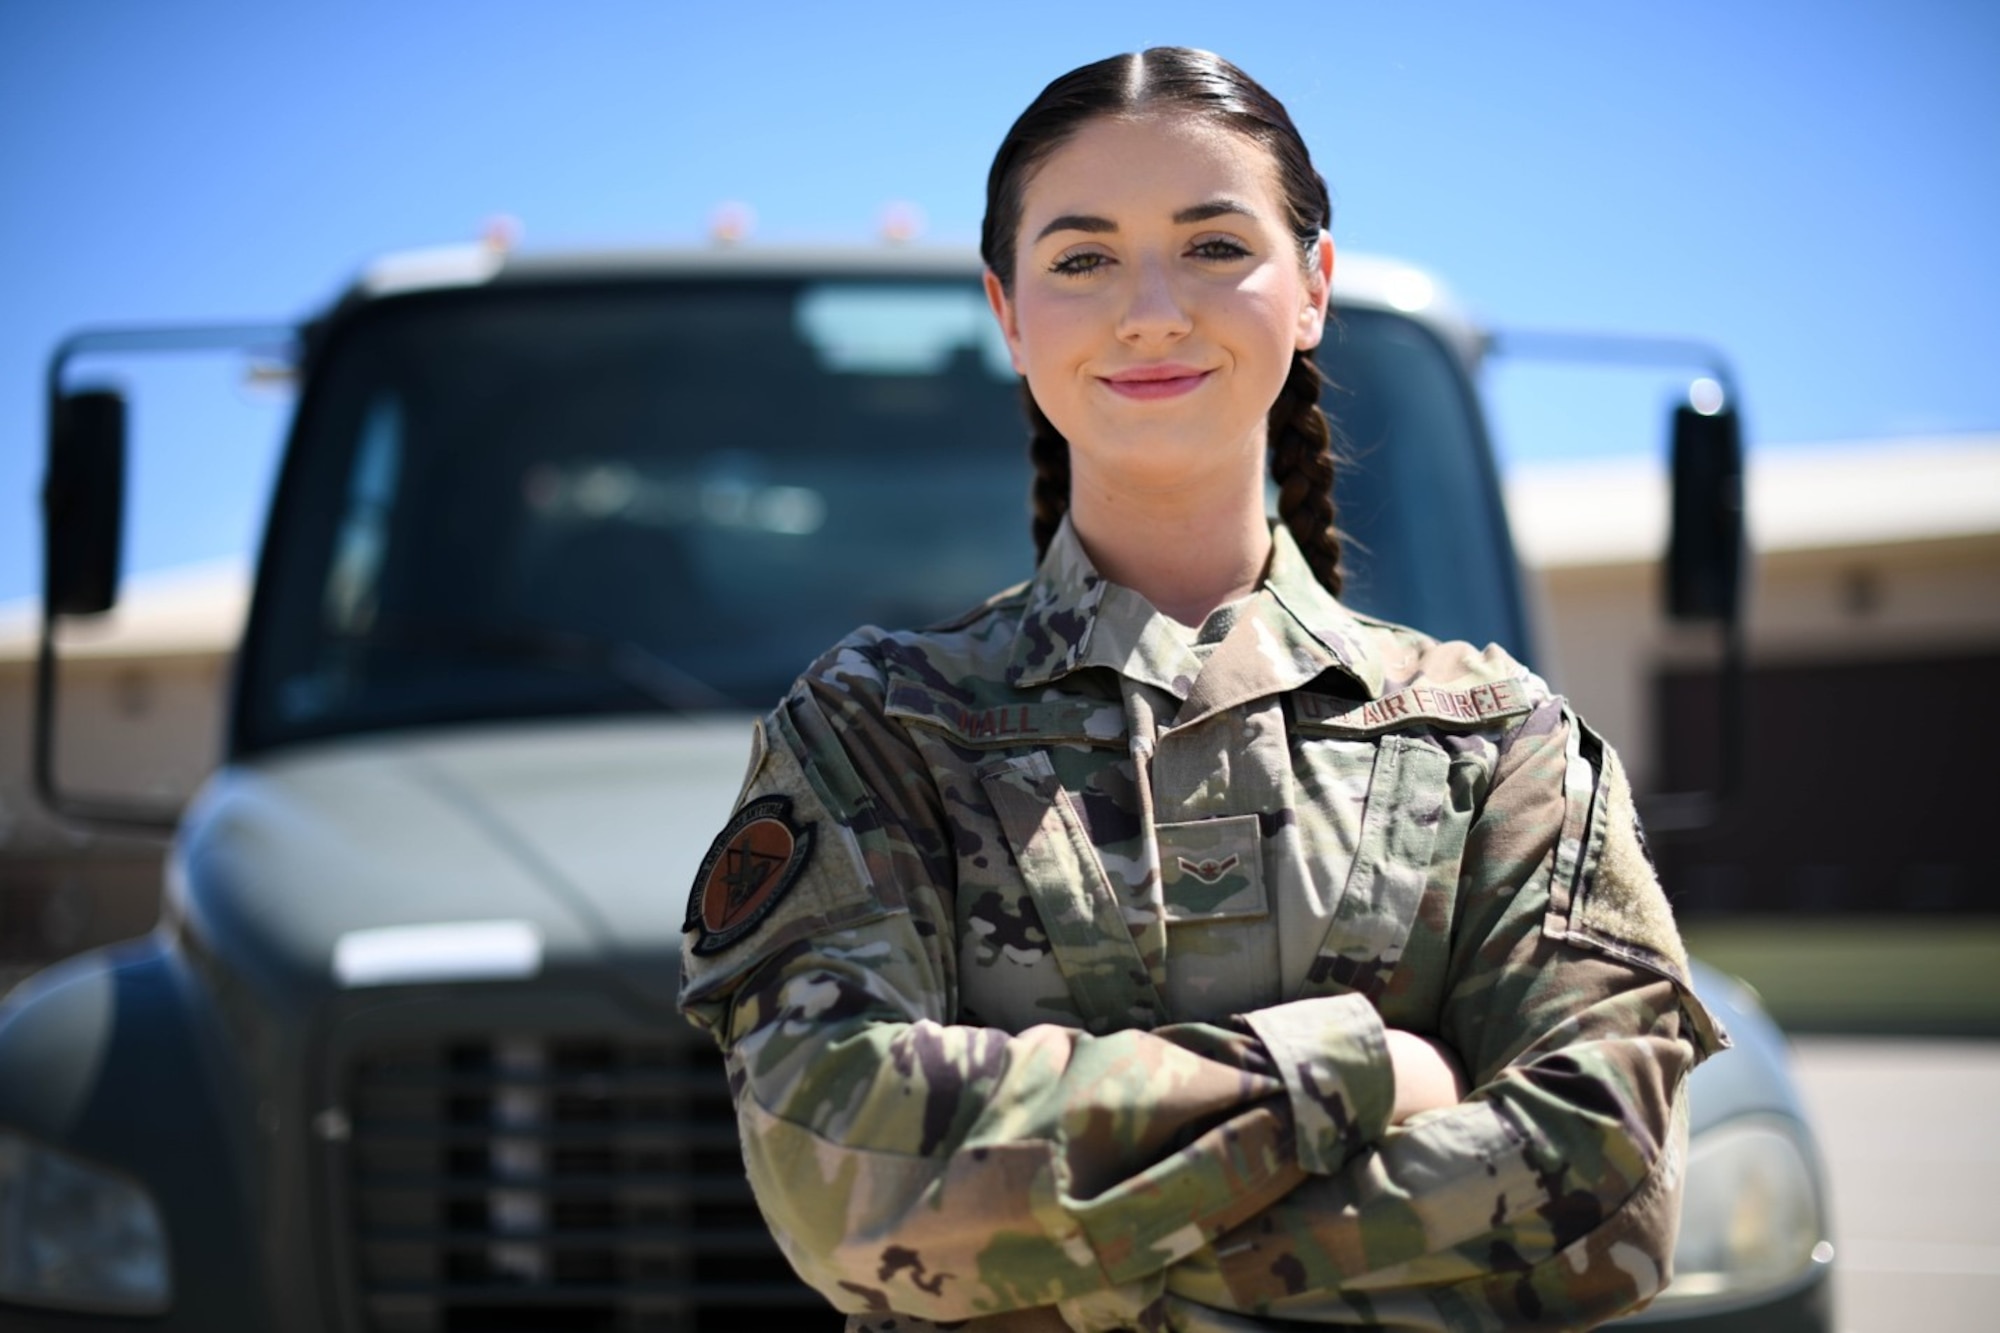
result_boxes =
[685,796,815,956]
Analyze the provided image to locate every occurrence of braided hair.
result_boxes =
[1022,385,1072,562]
[981,47,1345,596]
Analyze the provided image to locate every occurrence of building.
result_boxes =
[0,559,246,988]
[1511,435,2000,918]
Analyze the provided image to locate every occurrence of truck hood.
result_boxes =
[176,715,757,1011]
[171,714,1800,1133]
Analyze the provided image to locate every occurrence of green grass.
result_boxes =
[1682,917,2000,1036]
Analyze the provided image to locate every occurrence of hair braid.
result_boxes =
[1268,348,1344,596]
[1023,385,1072,560]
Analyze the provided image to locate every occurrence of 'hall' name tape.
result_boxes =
[887,682,1118,746]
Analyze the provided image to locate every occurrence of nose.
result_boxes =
[1116,256,1192,344]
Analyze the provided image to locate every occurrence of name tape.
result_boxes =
[886,682,1115,747]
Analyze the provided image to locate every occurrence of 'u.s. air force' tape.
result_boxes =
[685,794,816,956]
[1295,676,1536,735]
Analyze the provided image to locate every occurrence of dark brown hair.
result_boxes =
[980,46,1343,594]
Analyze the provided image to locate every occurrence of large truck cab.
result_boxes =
[4,245,1828,1330]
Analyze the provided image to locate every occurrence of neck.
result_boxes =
[1066,463,1272,627]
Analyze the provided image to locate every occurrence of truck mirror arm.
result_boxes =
[1483,327,1747,837]
[34,323,296,837]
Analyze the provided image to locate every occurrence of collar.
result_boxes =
[1005,516,1382,709]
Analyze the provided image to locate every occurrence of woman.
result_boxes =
[680,47,1722,1331]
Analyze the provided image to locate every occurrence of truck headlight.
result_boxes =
[1638,1114,1831,1317]
[0,1127,171,1314]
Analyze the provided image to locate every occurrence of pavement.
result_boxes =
[1789,1036,2000,1333]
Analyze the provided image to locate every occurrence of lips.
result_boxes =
[1101,364,1212,401]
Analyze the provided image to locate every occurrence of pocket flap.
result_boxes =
[1299,736,1451,1003]
[977,752,1165,1032]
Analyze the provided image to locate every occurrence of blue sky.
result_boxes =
[3,0,1997,605]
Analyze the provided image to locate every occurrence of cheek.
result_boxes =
[1229,285,1308,372]
[1010,289,1092,369]
[1234,272,1307,335]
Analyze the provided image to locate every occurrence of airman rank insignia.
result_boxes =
[1177,854,1240,885]
[685,796,815,956]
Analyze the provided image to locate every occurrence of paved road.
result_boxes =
[1789,1036,2000,1333]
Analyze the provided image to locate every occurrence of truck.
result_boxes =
[5,241,1831,1330]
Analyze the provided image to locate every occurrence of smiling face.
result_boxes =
[985,111,1333,500]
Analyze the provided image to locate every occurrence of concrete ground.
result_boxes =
[1789,1036,2000,1333]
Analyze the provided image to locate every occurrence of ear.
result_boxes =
[983,268,1028,374]
[1296,232,1335,351]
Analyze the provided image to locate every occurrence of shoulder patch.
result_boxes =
[1295,676,1537,736]
[685,795,816,956]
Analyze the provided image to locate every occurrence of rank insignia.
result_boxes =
[685,795,815,956]
[1177,854,1241,885]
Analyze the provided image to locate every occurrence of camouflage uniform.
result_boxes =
[680,519,1724,1331]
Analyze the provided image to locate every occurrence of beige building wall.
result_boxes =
[0,559,245,854]
[1531,533,2000,790]
[0,652,230,851]
[0,563,243,987]
[1509,437,2000,790]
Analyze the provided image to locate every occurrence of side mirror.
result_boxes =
[1665,399,1743,623]
[43,387,127,617]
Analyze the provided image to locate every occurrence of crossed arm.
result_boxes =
[679,674,1704,1329]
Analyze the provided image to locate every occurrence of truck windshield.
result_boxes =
[238,276,1521,752]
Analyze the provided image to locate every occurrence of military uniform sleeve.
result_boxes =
[1163,698,1725,1330]
[678,642,1396,1325]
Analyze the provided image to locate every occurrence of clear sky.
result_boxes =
[3,0,1996,605]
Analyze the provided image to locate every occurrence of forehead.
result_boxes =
[1020,111,1285,224]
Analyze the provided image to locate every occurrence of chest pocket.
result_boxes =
[1297,734,1454,1008]
[1156,812,1279,1020]
[977,751,1166,1034]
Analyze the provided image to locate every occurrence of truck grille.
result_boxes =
[343,1032,832,1331]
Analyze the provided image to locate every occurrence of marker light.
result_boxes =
[1689,377,1726,416]
[879,201,926,245]
[710,201,755,246]
[332,919,543,988]
[481,214,522,255]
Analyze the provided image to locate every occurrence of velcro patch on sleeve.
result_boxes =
[1564,732,1691,984]
[1295,676,1536,736]
[684,795,816,957]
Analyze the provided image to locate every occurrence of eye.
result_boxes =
[1049,249,1112,277]
[1189,236,1252,262]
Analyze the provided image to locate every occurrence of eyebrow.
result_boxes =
[1032,198,1259,242]
[1174,199,1257,225]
